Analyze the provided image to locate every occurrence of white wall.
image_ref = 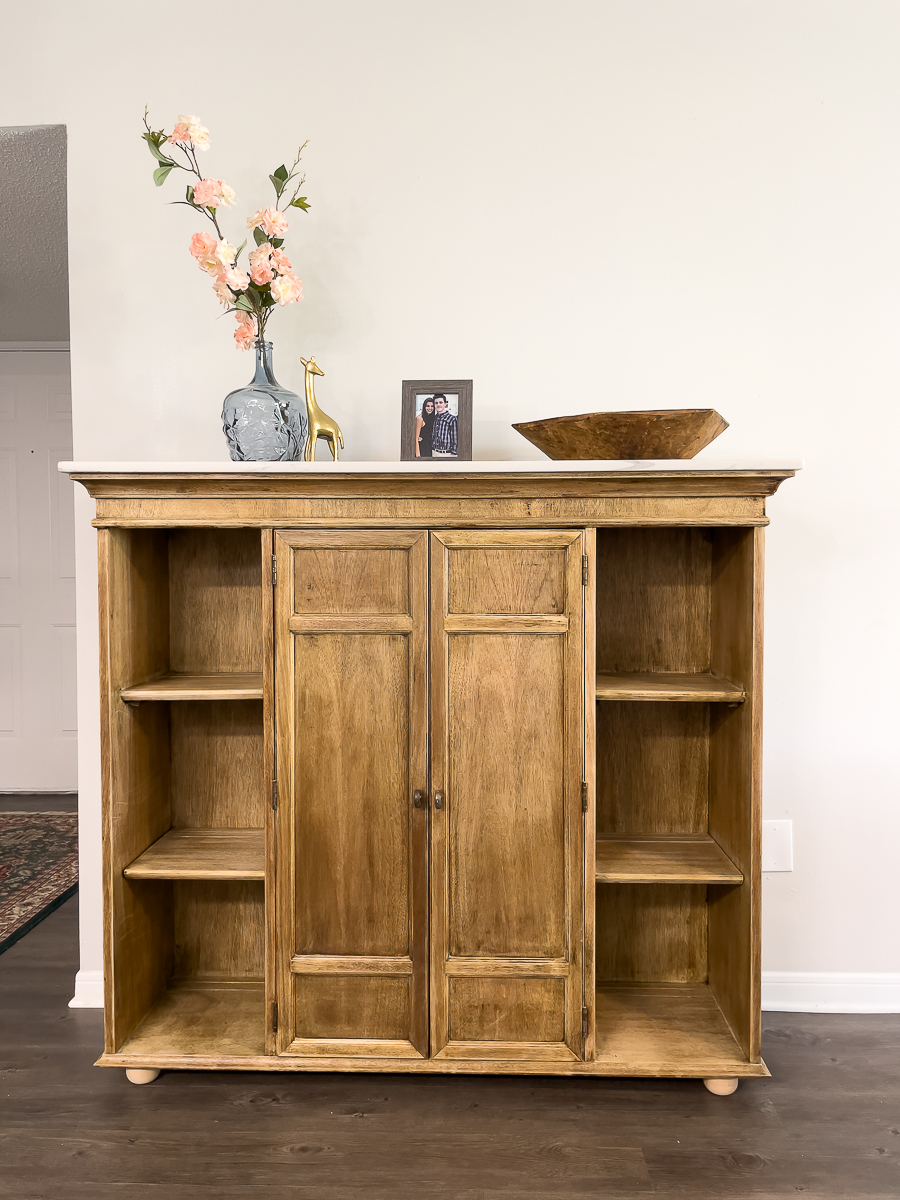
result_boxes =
[4,0,899,1008]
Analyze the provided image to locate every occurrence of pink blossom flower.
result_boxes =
[192,178,220,207]
[213,240,236,268]
[193,178,236,208]
[167,121,191,146]
[271,273,303,305]
[270,248,292,275]
[246,207,289,238]
[234,313,255,350]
[248,243,272,268]
[167,114,210,151]
[250,261,274,286]
[212,274,233,306]
[222,266,250,292]
[189,231,217,260]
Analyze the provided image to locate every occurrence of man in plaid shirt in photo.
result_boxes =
[430,394,458,457]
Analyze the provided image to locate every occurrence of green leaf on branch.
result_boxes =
[185,185,195,203]
[234,239,247,262]
[270,238,284,249]
[273,164,289,182]
[269,175,285,198]
[252,226,267,246]
[234,294,254,312]
[261,293,276,308]
[153,162,176,186]
[290,196,311,211]
[142,132,176,165]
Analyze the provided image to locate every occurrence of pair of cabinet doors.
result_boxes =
[273,528,588,1062]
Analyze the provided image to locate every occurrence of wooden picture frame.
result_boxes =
[401,379,473,461]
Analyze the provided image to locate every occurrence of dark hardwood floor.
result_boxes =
[0,792,78,813]
[1,896,897,1199]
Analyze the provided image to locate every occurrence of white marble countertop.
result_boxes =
[60,458,802,475]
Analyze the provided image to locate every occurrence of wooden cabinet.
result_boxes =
[70,461,797,1089]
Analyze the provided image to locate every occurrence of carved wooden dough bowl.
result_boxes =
[513,409,729,460]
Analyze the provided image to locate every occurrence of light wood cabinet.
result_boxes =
[70,461,797,1089]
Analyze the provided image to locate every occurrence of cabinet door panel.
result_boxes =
[431,530,585,1062]
[275,530,428,1058]
[448,633,566,958]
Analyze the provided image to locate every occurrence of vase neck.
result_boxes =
[252,341,278,387]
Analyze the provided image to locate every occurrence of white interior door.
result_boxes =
[0,348,76,790]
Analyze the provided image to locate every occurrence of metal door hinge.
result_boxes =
[272,779,279,811]
[582,1006,589,1040]
[582,555,589,586]
[271,1000,278,1034]
[271,553,277,587]
[581,781,588,813]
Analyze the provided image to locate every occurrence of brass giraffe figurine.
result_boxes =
[300,356,344,461]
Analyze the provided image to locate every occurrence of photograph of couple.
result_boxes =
[400,379,472,460]
[414,392,459,458]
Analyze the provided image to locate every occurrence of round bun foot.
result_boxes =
[126,1068,160,1086]
[703,1077,739,1096]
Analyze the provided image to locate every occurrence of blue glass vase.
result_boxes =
[222,340,307,461]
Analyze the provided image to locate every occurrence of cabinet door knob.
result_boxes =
[434,790,445,810]
[413,789,425,809]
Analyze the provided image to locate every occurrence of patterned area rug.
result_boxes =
[0,812,78,955]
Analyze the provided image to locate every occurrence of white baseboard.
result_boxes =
[762,971,900,1013]
[68,969,104,1009]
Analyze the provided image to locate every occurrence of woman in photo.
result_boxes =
[415,396,436,458]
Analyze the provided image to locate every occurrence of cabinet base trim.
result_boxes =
[96,1052,770,1077]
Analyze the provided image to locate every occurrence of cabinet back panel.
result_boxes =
[173,880,264,979]
[596,529,711,672]
[293,634,410,956]
[447,633,566,959]
[447,547,566,614]
[294,976,411,1041]
[449,978,566,1042]
[292,547,409,614]
[170,700,265,828]
[168,529,262,673]
[596,703,708,834]
[595,885,708,983]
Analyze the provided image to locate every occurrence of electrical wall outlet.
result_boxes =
[762,819,793,871]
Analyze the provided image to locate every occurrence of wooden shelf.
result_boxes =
[595,834,743,884]
[116,981,265,1059]
[595,672,745,703]
[120,672,264,701]
[124,829,265,880]
[594,984,752,1070]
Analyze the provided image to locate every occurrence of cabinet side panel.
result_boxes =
[102,528,172,1051]
[582,527,596,1059]
[708,527,762,1061]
